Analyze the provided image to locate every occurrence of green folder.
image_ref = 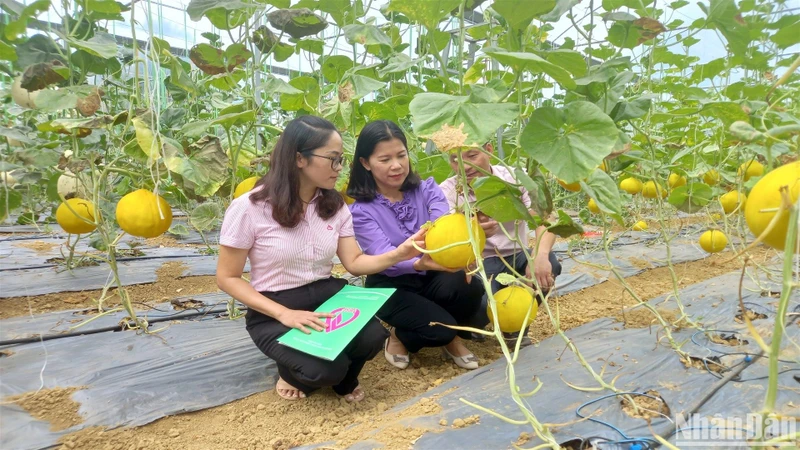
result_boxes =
[277,284,396,361]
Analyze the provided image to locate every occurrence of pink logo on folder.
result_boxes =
[325,307,360,332]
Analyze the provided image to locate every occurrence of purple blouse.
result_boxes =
[350,177,449,277]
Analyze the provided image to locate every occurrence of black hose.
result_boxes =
[0,305,242,347]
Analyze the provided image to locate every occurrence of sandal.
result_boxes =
[275,377,306,401]
[340,385,366,403]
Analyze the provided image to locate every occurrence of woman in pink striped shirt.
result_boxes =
[217,116,425,402]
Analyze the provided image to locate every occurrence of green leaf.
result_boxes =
[409,93,518,148]
[0,41,17,62]
[770,15,800,49]
[280,76,319,112]
[377,53,416,77]
[610,96,652,122]
[67,32,118,59]
[189,202,224,231]
[541,0,581,22]
[206,69,246,91]
[416,153,452,183]
[702,0,750,56]
[580,169,623,221]
[515,167,553,219]
[545,49,587,77]
[164,136,229,198]
[546,210,584,238]
[729,120,762,142]
[181,120,212,139]
[602,0,654,9]
[418,28,450,54]
[259,74,303,96]
[295,38,324,55]
[87,0,122,14]
[342,23,392,47]
[690,57,726,83]
[667,182,712,213]
[34,89,80,112]
[347,74,385,98]
[46,172,61,202]
[520,101,619,184]
[133,117,161,162]
[15,34,65,70]
[272,42,295,62]
[607,21,640,49]
[44,116,112,132]
[225,43,252,68]
[313,0,365,26]
[186,0,260,30]
[463,60,486,85]
[699,102,750,127]
[472,176,532,223]
[320,55,353,82]
[213,110,256,130]
[0,188,23,222]
[0,127,34,144]
[491,0,556,30]
[382,95,412,118]
[4,0,50,41]
[485,49,576,90]
[360,101,398,123]
[71,49,120,76]
[386,0,461,30]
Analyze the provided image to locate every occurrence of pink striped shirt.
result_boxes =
[219,188,354,292]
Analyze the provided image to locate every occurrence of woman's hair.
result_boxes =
[250,115,344,228]
[346,120,421,201]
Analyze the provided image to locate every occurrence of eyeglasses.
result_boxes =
[310,153,348,169]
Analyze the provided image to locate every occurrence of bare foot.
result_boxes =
[342,385,366,403]
[275,377,306,401]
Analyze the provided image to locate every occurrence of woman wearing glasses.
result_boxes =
[217,116,426,402]
[347,120,484,371]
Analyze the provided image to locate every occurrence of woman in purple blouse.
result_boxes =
[346,120,484,370]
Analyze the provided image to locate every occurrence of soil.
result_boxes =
[620,390,671,423]
[13,240,60,253]
[0,261,222,319]
[8,387,85,431]
[142,234,210,249]
[709,332,749,346]
[10,244,778,450]
[681,355,726,373]
[528,245,774,343]
[614,307,683,329]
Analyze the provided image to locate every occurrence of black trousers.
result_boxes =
[246,277,388,396]
[365,270,484,353]
[467,250,563,330]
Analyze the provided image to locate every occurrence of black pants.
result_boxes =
[467,250,563,330]
[365,270,484,353]
[246,277,388,396]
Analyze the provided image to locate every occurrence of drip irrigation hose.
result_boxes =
[0,305,243,347]
[657,311,798,444]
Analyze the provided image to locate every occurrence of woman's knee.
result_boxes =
[292,358,349,388]
[346,319,389,360]
[413,323,456,347]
